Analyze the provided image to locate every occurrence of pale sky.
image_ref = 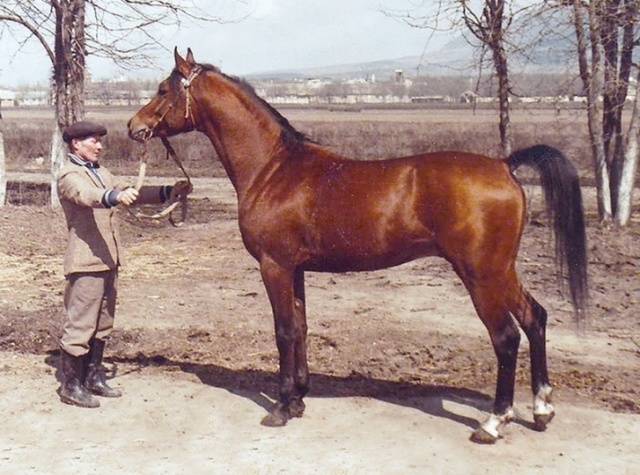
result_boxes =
[0,0,451,87]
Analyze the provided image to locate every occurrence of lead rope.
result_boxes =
[161,137,191,227]
[126,139,191,227]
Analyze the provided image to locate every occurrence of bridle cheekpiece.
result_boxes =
[181,65,203,124]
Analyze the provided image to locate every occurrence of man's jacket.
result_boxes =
[57,157,168,276]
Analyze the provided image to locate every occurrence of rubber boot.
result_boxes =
[84,339,122,398]
[59,351,100,408]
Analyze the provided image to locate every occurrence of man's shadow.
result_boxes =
[44,351,537,432]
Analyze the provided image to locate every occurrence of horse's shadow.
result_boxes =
[44,351,537,432]
[186,363,489,430]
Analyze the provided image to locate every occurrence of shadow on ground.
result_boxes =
[40,350,537,434]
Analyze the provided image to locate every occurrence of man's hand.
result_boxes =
[117,187,139,206]
[170,180,193,201]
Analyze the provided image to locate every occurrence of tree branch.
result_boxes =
[0,13,54,65]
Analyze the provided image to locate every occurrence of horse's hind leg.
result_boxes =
[507,288,554,431]
[459,274,521,444]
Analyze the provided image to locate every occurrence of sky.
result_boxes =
[0,0,451,87]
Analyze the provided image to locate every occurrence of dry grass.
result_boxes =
[1,105,593,180]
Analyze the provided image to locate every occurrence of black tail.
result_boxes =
[508,145,588,320]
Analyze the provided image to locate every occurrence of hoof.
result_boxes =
[288,399,306,418]
[470,427,499,444]
[533,411,555,431]
[260,405,289,427]
[261,413,288,427]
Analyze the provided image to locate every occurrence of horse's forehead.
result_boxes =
[159,72,181,94]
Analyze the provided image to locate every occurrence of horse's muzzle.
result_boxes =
[127,118,153,142]
[128,126,152,143]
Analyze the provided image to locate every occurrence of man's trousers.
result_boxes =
[60,269,118,357]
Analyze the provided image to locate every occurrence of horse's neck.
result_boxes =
[197,81,284,198]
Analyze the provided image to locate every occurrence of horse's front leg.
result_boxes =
[259,257,306,427]
[287,268,309,418]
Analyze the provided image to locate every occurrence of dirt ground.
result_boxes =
[0,177,639,474]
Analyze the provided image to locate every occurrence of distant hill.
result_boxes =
[247,31,577,81]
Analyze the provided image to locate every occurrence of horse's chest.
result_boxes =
[238,206,304,258]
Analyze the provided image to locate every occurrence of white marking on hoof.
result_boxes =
[471,408,514,443]
[533,385,555,431]
[533,385,554,417]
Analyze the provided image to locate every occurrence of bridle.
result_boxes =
[131,66,203,227]
[144,65,203,136]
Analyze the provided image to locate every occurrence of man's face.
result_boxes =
[72,135,103,163]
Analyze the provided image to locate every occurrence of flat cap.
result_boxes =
[62,120,107,143]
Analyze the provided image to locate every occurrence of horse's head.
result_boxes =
[128,48,204,142]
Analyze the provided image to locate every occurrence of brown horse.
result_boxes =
[128,49,588,443]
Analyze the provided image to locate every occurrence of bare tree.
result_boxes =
[0,0,244,206]
[385,1,538,157]
[572,0,611,220]
[567,0,640,225]
[460,1,514,155]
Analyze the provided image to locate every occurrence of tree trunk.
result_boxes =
[53,0,86,129]
[615,68,640,226]
[0,127,6,207]
[588,2,613,222]
[599,0,621,169]
[485,0,512,157]
[492,42,512,157]
[50,0,86,207]
[50,129,65,208]
[461,1,512,158]
[609,0,638,218]
[573,0,612,222]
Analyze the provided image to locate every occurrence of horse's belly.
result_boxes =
[303,238,439,272]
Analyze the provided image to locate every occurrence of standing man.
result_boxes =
[57,120,190,408]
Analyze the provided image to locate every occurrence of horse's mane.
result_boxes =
[189,63,314,149]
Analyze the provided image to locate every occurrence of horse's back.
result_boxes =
[298,148,524,225]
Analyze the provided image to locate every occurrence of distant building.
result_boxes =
[16,90,49,106]
[459,90,478,104]
[411,95,451,104]
[0,89,17,108]
[305,78,332,89]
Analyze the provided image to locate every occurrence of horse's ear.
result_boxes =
[186,48,195,65]
[174,47,191,77]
